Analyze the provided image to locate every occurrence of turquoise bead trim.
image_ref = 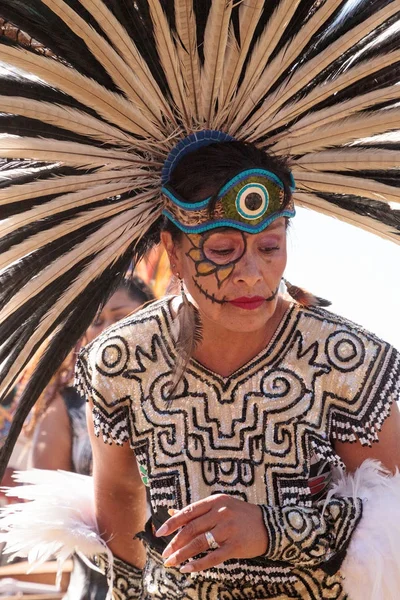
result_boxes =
[162,208,296,234]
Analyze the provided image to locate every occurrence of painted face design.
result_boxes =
[185,230,280,305]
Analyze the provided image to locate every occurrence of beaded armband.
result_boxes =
[260,498,362,574]
[96,553,143,600]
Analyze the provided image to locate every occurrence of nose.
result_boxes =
[232,252,263,287]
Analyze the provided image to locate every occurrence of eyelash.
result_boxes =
[208,248,234,256]
[261,246,279,254]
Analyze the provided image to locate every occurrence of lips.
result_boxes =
[228,296,265,310]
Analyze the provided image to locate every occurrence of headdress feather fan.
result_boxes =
[1,0,400,476]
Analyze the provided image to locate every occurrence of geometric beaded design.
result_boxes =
[76,297,400,599]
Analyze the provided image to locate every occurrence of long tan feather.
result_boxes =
[174,0,201,118]
[257,55,400,140]
[1,180,151,238]
[147,0,189,126]
[241,3,400,136]
[0,200,163,396]
[293,171,400,206]
[200,0,233,126]
[217,0,265,110]
[294,192,400,245]
[297,149,400,172]
[0,194,155,273]
[0,195,163,326]
[0,96,138,146]
[0,137,145,169]
[0,169,146,206]
[265,85,400,145]
[272,109,400,154]
[40,0,162,124]
[78,0,175,125]
[0,45,162,140]
[226,0,302,126]
[230,0,343,133]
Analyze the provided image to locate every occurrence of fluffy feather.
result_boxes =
[0,469,111,590]
[327,460,400,600]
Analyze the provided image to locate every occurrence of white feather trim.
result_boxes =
[0,469,112,592]
[327,459,400,600]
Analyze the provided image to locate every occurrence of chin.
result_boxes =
[211,305,275,333]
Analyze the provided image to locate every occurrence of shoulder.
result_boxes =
[292,303,397,364]
[291,304,400,445]
[78,296,174,372]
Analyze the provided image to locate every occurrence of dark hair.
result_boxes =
[162,141,293,241]
[119,274,155,305]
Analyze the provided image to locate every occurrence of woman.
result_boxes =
[75,141,400,600]
[1,3,400,599]
[30,276,154,600]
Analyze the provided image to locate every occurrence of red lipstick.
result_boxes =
[229,296,265,310]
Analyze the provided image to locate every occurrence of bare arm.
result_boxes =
[31,393,73,471]
[335,402,400,473]
[86,401,147,569]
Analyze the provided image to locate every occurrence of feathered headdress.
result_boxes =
[1,0,400,476]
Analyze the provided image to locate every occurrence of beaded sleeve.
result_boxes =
[259,496,362,573]
[96,553,143,600]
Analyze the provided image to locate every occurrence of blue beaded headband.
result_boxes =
[161,131,296,234]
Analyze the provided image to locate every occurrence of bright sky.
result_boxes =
[285,207,400,350]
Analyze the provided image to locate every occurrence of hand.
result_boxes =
[155,494,268,573]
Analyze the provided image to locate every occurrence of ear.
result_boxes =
[160,231,181,277]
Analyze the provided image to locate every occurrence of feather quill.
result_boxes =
[230,0,344,133]
[297,149,400,173]
[226,0,302,126]
[293,171,400,206]
[242,2,400,136]
[266,84,400,144]
[200,0,233,125]
[174,0,201,118]
[217,0,265,110]
[0,45,162,139]
[273,109,400,154]
[40,0,159,121]
[147,0,189,126]
[0,96,138,146]
[77,0,176,125]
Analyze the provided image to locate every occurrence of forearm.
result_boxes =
[93,473,147,569]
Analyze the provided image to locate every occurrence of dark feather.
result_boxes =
[284,279,332,308]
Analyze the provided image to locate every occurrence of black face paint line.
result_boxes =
[192,277,228,304]
[185,231,247,290]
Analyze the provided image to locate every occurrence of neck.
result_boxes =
[193,296,289,377]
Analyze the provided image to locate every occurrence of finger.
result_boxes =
[162,513,217,560]
[156,498,213,537]
[179,547,229,573]
[164,528,225,568]
[163,526,224,567]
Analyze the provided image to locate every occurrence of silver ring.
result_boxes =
[204,530,220,550]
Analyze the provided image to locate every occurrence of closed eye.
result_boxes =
[207,248,235,256]
[260,246,279,254]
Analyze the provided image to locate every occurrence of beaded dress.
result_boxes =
[76,297,400,600]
